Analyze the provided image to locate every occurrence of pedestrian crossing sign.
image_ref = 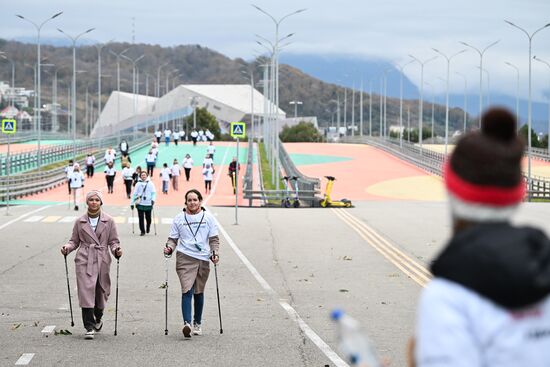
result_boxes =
[1,119,16,134]
[230,122,246,139]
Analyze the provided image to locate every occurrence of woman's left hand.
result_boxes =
[210,253,219,264]
[115,248,123,259]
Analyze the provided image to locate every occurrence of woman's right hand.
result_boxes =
[164,246,173,256]
[61,246,69,256]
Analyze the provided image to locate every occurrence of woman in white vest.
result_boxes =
[130,171,157,236]
[69,163,85,211]
[163,189,220,338]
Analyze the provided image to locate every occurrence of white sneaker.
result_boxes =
[93,320,103,332]
[192,323,202,335]
[84,330,95,340]
[182,322,192,338]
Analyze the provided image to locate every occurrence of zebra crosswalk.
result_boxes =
[23,215,173,225]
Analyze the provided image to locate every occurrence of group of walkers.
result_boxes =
[154,127,214,147]
[61,188,219,341]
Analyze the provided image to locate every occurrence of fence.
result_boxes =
[343,136,550,200]
[0,136,151,202]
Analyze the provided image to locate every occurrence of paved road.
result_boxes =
[2,141,550,366]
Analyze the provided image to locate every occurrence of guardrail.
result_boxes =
[342,136,550,200]
[0,136,152,202]
[277,138,320,206]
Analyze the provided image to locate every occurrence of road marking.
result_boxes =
[214,212,349,367]
[204,145,230,205]
[332,209,431,287]
[113,216,125,224]
[0,205,56,231]
[58,216,78,223]
[42,216,62,223]
[161,218,173,225]
[23,216,44,223]
[15,353,35,365]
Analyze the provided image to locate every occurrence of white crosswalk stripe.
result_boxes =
[24,216,174,224]
[23,216,44,222]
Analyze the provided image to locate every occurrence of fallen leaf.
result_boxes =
[159,283,167,289]
[33,321,40,327]
[11,323,21,330]
[256,298,264,302]
[343,256,353,261]
[339,289,349,293]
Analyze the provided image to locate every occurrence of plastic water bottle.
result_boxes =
[331,309,381,367]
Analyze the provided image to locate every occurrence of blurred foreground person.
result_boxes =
[412,108,550,366]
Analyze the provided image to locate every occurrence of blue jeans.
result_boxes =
[182,285,204,325]
[165,137,170,146]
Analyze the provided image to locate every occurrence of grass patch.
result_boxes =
[259,142,276,191]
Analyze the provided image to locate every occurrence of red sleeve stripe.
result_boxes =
[444,161,525,206]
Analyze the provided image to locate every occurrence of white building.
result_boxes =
[91,84,286,138]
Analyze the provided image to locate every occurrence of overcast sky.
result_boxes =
[3,0,550,100]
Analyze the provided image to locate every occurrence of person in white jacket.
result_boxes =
[130,171,157,236]
[68,163,85,211]
[412,108,550,367]
[171,159,181,191]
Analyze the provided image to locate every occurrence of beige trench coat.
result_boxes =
[65,212,120,308]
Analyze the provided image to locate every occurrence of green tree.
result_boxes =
[185,107,221,139]
[519,125,542,148]
[279,121,322,142]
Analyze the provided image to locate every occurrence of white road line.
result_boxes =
[0,205,56,231]
[204,145,230,205]
[161,218,173,225]
[128,217,138,224]
[58,216,78,223]
[23,216,44,223]
[215,216,349,367]
[15,353,35,365]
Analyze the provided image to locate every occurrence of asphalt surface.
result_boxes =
[3,140,550,366]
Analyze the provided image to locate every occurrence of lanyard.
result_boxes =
[184,211,206,250]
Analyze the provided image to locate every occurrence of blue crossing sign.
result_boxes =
[230,122,246,139]
[1,119,16,134]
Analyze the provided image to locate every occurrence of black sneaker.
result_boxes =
[140,232,145,236]
[74,206,79,211]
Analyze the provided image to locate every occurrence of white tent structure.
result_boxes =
[91,84,286,138]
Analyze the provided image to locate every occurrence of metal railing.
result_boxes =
[0,136,152,202]
[342,136,550,200]
[277,138,320,206]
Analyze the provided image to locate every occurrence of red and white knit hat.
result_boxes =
[445,107,525,221]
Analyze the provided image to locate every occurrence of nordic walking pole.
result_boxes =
[152,207,157,235]
[164,251,169,335]
[63,255,75,327]
[213,261,223,334]
[114,257,120,336]
[131,207,135,234]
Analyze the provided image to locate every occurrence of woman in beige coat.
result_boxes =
[164,189,219,338]
[61,190,123,340]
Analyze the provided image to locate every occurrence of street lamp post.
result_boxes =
[16,11,63,170]
[409,54,437,152]
[289,100,303,119]
[477,67,491,107]
[455,72,468,134]
[383,68,393,139]
[459,40,499,128]
[424,81,435,140]
[58,27,95,159]
[396,60,414,147]
[432,48,467,155]
[94,40,113,140]
[109,48,130,142]
[121,54,145,116]
[252,4,306,189]
[504,62,520,128]
[534,56,550,152]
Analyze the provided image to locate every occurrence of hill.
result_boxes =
[0,39,470,136]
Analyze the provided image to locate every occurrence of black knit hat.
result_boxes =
[445,107,525,220]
